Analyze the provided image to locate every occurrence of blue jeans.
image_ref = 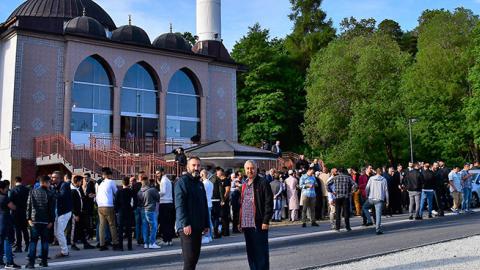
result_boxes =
[462,188,472,211]
[362,199,384,232]
[207,207,213,238]
[134,208,143,243]
[0,232,14,265]
[142,210,158,245]
[420,190,434,216]
[28,223,49,264]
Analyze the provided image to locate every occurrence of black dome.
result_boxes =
[64,16,106,38]
[111,25,151,46]
[7,0,116,30]
[153,33,192,53]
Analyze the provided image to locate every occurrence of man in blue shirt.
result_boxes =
[299,167,319,227]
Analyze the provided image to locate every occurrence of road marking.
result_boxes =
[48,210,479,268]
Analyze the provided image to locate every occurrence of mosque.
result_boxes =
[0,0,240,180]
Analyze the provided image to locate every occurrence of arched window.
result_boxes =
[166,70,200,140]
[71,56,113,144]
[121,63,159,140]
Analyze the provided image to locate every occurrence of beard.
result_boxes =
[191,170,200,178]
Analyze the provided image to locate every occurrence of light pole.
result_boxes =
[408,118,417,163]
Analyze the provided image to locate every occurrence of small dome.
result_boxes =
[64,16,106,38]
[153,33,192,53]
[111,25,151,46]
[7,0,116,30]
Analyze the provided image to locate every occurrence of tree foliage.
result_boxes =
[232,24,303,148]
[401,8,479,164]
[303,33,410,167]
[285,0,336,70]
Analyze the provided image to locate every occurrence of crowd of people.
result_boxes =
[0,155,477,269]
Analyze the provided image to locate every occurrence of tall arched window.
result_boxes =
[166,70,200,140]
[120,63,159,140]
[71,56,113,144]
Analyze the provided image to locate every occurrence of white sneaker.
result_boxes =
[144,244,149,249]
[432,210,438,216]
[149,243,161,249]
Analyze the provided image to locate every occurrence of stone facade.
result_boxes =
[0,30,238,181]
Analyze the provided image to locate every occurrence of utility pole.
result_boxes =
[408,118,416,163]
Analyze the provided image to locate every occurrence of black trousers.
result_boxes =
[158,203,175,242]
[211,202,221,236]
[14,213,29,249]
[221,202,231,236]
[117,211,133,249]
[243,228,269,270]
[335,197,351,230]
[72,213,90,246]
[179,231,202,270]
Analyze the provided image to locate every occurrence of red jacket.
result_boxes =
[358,174,369,198]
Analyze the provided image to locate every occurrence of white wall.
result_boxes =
[0,35,18,180]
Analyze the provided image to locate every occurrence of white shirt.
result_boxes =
[203,178,213,208]
[96,178,117,207]
[159,175,173,204]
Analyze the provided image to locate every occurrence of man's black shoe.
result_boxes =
[346,228,352,232]
[99,246,108,251]
[6,263,21,269]
[311,222,319,227]
[83,244,95,250]
[301,223,306,228]
[113,245,123,251]
[415,216,423,220]
[428,214,433,219]
[39,261,48,267]
[376,231,384,235]
[71,245,80,251]
[408,216,414,220]
[25,263,35,269]
[365,222,374,227]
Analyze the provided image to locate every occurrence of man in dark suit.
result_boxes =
[10,176,30,253]
[271,141,282,157]
[175,157,210,270]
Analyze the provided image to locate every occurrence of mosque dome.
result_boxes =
[153,32,192,53]
[64,15,106,38]
[111,24,151,46]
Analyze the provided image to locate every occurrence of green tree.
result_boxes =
[340,17,376,39]
[285,0,336,70]
[401,8,479,163]
[304,33,410,166]
[181,32,196,46]
[378,19,403,42]
[464,23,480,161]
[232,24,303,148]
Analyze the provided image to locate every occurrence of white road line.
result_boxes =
[48,210,478,268]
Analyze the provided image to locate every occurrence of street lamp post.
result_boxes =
[408,118,417,163]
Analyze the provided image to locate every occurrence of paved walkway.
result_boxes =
[12,209,479,269]
[320,235,480,270]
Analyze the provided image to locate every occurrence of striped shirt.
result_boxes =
[241,183,255,228]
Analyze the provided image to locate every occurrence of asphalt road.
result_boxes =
[47,211,480,270]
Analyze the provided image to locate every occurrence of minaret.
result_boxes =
[196,0,221,41]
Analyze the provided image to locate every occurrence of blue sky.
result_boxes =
[1,0,479,51]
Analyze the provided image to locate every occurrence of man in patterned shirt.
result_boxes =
[327,168,358,232]
[239,160,273,270]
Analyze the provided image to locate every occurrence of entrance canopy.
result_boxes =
[165,140,278,168]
